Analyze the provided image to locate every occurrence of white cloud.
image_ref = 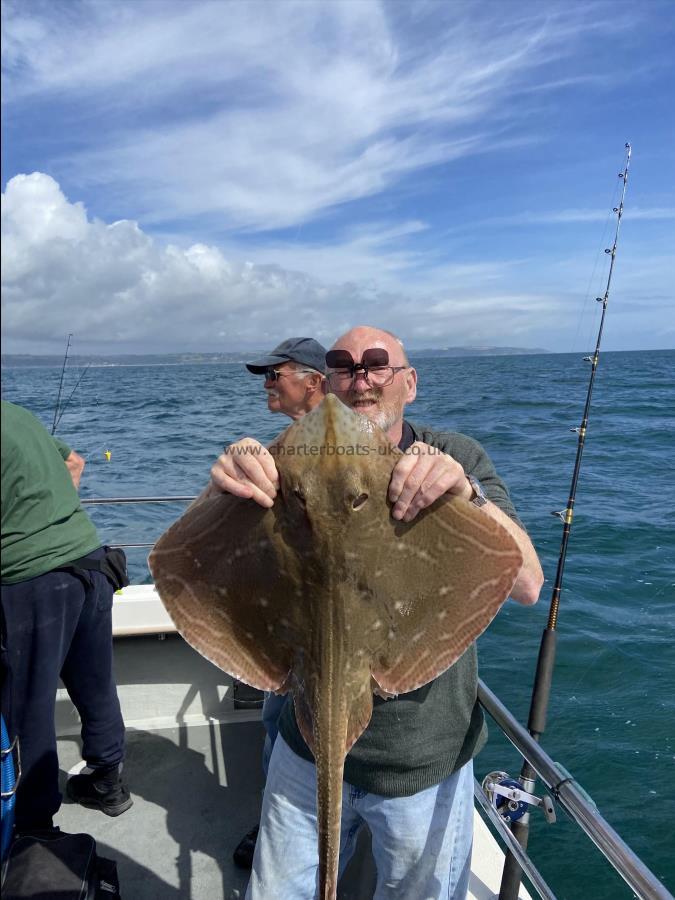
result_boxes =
[2,172,576,353]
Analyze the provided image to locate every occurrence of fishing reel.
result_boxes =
[482,771,556,824]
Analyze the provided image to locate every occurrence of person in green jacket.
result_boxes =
[1,400,131,834]
[207,326,544,900]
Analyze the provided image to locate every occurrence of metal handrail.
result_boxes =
[478,680,672,900]
[81,496,197,504]
[80,495,197,548]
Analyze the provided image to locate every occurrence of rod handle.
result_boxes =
[527,627,557,737]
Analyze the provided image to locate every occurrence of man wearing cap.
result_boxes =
[232,337,327,868]
[245,337,326,422]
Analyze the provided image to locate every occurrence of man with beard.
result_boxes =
[208,326,543,899]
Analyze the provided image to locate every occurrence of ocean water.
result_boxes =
[3,349,674,899]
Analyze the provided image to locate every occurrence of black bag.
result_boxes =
[0,830,121,899]
[98,547,130,592]
[61,547,130,592]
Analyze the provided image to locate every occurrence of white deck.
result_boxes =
[53,585,532,899]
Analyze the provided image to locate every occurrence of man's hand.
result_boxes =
[389,441,543,605]
[210,438,279,508]
[388,441,471,522]
[64,450,85,490]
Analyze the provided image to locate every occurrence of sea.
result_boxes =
[2,349,674,899]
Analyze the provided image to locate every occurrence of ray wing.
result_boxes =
[360,495,523,695]
[148,492,303,692]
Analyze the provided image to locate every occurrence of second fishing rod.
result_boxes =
[499,142,633,900]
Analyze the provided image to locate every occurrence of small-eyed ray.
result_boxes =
[148,394,523,899]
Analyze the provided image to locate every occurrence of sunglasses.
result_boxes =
[325,348,408,389]
[263,367,315,382]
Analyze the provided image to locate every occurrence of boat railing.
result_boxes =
[82,495,672,900]
[81,495,197,548]
[82,496,197,504]
[478,680,671,900]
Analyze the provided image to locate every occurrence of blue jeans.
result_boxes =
[261,692,287,776]
[246,736,473,900]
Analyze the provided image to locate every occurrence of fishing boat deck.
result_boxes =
[54,588,532,899]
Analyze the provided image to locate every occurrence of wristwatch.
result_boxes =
[466,474,488,508]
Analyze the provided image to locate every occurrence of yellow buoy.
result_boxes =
[104,449,112,461]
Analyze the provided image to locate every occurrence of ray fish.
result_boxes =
[149,394,523,899]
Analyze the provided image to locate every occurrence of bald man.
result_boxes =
[209,326,543,899]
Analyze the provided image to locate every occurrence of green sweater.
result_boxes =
[277,421,522,797]
[1,401,100,584]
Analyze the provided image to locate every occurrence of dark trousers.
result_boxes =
[1,551,125,830]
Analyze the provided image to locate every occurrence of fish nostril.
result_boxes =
[352,493,369,511]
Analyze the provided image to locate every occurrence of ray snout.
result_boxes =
[283,394,384,455]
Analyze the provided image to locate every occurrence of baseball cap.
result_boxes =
[245,337,327,374]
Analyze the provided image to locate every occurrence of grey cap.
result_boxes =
[245,337,327,374]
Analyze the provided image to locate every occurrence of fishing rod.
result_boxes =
[498,143,632,900]
[53,362,92,433]
[51,333,72,434]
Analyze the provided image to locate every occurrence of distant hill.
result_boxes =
[1,352,255,368]
[2,346,549,367]
[409,346,549,358]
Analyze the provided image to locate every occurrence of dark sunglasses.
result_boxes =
[325,348,408,388]
[325,348,390,370]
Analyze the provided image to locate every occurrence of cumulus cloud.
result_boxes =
[2,172,569,354]
[1,173,324,350]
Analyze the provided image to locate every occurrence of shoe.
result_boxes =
[66,765,133,817]
[233,824,259,869]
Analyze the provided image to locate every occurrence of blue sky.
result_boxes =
[1,0,673,354]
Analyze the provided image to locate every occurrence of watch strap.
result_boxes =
[467,474,488,507]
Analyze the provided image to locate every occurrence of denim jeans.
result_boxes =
[246,735,473,900]
[261,692,287,776]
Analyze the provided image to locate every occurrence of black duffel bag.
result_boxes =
[1,830,120,899]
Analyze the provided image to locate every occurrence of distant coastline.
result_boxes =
[2,347,551,368]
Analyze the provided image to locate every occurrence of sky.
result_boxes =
[1,0,673,356]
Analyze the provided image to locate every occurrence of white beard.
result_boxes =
[348,394,401,434]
